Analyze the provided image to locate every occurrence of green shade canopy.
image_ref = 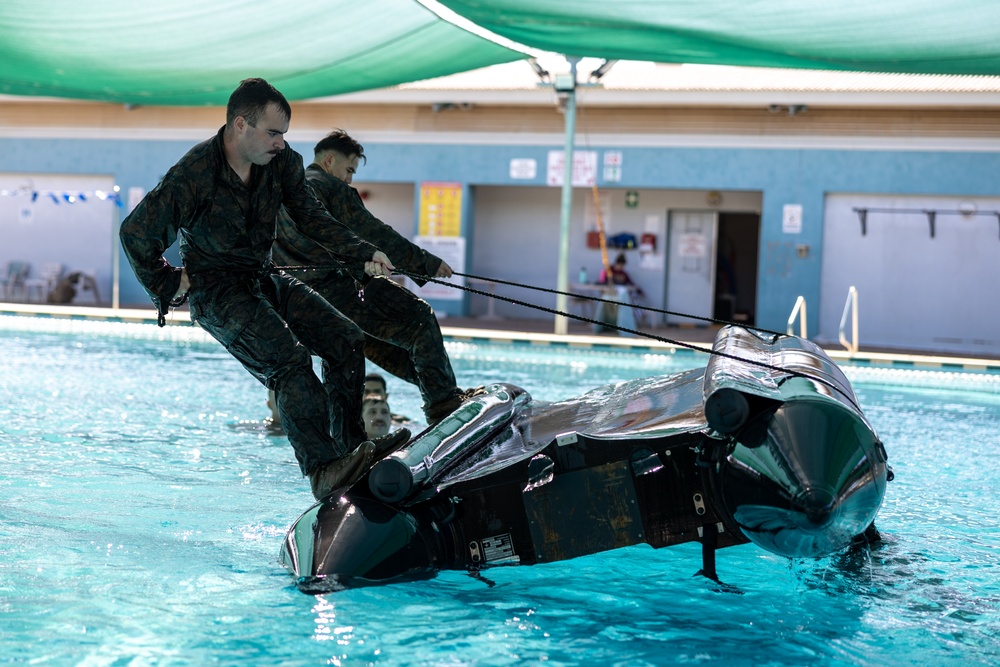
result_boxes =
[2,0,1000,106]
[439,0,1000,75]
[0,0,524,105]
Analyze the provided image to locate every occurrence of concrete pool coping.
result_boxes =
[4,300,999,373]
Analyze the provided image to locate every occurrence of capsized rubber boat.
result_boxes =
[279,326,891,594]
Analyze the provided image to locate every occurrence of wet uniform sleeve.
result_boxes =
[278,155,379,282]
[119,164,191,315]
[311,174,443,286]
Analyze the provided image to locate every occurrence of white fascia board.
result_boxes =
[3,127,1000,153]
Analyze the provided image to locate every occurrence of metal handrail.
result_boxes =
[838,286,859,353]
[786,295,807,338]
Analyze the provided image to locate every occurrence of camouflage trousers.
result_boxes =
[306,271,461,415]
[188,270,367,475]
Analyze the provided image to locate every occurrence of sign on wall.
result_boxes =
[418,182,462,236]
[546,150,597,187]
[410,236,466,301]
[603,150,623,183]
[509,158,537,180]
[783,204,803,234]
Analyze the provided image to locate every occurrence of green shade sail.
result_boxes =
[439,0,1000,75]
[2,0,1000,106]
[0,0,524,105]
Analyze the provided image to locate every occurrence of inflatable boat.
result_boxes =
[279,326,891,593]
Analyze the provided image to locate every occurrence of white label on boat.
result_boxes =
[481,533,517,564]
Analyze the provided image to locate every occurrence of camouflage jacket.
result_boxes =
[120,127,378,317]
[272,164,443,286]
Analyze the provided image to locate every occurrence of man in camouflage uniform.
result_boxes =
[272,130,468,424]
[119,79,408,501]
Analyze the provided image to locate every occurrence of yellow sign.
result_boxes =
[418,182,462,236]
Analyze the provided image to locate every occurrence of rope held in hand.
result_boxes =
[274,261,863,408]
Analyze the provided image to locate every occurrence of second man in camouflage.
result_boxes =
[273,130,467,424]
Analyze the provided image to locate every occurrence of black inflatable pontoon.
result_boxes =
[279,326,890,593]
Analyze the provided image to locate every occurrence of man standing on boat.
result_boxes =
[119,79,408,500]
[272,129,472,425]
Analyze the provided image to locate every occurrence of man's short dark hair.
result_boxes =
[314,129,366,164]
[226,78,291,128]
[364,373,387,390]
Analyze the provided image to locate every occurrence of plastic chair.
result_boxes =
[71,269,101,305]
[24,262,64,303]
[0,261,29,301]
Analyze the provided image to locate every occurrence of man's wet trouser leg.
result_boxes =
[190,275,363,476]
[271,273,368,456]
[318,275,461,411]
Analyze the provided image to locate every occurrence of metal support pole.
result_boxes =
[554,58,578,335]
[112,195,120,309]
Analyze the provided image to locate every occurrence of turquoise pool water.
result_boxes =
[1,316,998,666]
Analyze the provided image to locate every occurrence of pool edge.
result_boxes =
[3,301,999,372]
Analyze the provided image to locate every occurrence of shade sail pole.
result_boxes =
[112,197,120,309]
[554,57,579,335]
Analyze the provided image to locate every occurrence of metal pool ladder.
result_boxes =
[838,286,859,353]
[786,295,807,337]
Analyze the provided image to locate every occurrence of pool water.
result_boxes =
[1,316,998,666]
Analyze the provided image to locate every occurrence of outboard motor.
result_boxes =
[703,327,890,558]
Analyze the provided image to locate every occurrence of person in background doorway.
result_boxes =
[595,252,648,331]
[119,78,408,501]
[272,129,480,426]
[597,253,644,296]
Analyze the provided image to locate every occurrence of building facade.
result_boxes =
[2,61,1000,355]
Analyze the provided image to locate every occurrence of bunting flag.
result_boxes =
[0,186,123,207]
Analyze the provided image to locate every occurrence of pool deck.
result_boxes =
[4,300,1000,372]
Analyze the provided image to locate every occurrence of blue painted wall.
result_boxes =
[3,135,999,334]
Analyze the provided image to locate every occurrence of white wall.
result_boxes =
[471,185,762,322]
[351,181,416,238]
[470,186,563,319]
[820,193,1000,356]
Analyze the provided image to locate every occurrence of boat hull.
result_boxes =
[280,326,889,592]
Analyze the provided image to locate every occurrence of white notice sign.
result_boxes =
[410,236,466,301]
[678,232,708,259]
[509,158,537,180]
[546,150,598,187]
[783,204,803,234]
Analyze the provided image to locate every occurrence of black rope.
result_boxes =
[447,270,789,339]
[275,262,781,340]
[405,270,868,410]
[390,268,810,379]
[274,262,860,408]
[275,261,796,374]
